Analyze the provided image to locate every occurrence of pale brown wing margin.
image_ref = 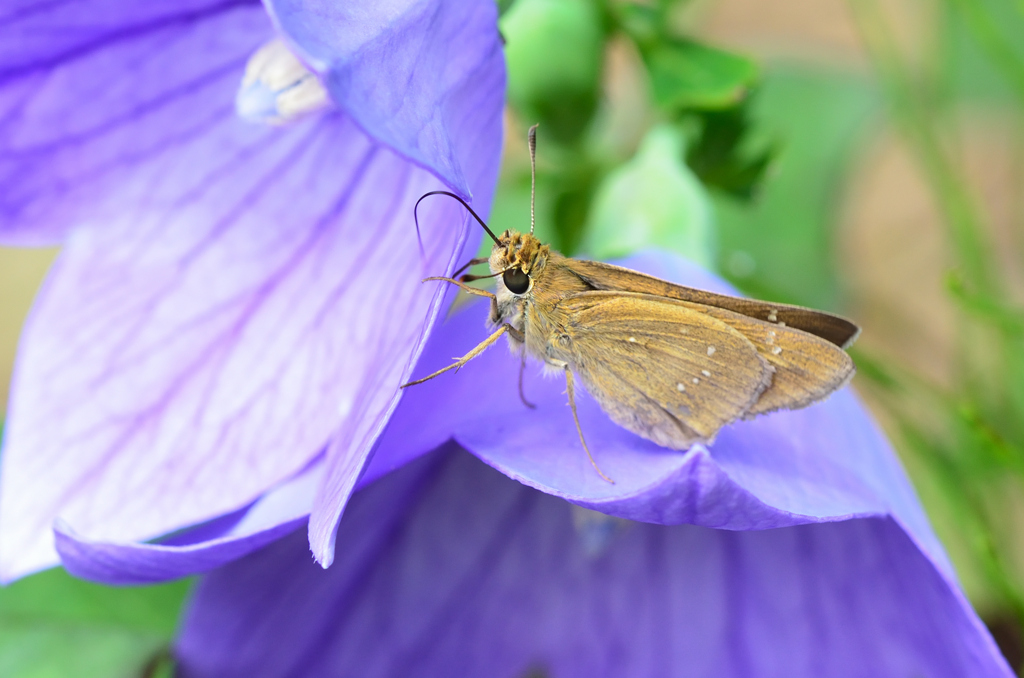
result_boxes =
[555,292,773,449]
[564,258,860,349]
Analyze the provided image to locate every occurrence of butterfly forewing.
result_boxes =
[565,258,860,348]
[556,292,773,449]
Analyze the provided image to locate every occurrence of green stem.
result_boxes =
[948,0,1024,108]
[899,417,1024,626]
[848,0,1000,298]
[947,275,1024,337]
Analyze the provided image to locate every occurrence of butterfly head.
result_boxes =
[490,230,549,296]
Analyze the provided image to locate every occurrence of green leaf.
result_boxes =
[550,165,602,257]
[501,0,606,144]
[714,66,880,310]
[0,568,189,677]
[607,0,683,44]
[642,38,758,112]
[583,125,715,268]
[686,100,775,201]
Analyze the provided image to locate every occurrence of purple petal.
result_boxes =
[0,113,495,581]
[49,403,442,585]
[1,0,504,579]
[53,455,323,585]
[264,0,502,198]
[298,0,504,567]
[175,448,1011,677]
[374,250,948,570]
[51,428,428,585]
[0,0,270,245]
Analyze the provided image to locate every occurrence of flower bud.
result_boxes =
[585,125,716,268]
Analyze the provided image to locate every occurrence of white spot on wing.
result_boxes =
[677,382,686,392]
[629,337,637,343]
[772,346,782,355]
[707,345,716,356]
[701,369,711,377]
[692,377,700,385]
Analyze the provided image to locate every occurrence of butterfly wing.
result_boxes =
[693,304,855,416]
[556,292,774,449]
[565,258,860,348]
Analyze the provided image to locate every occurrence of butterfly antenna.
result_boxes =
[414,190,500,246]
[528,124,538,235]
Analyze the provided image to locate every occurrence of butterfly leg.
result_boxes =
[422,276,495,301]
[518,354,536,409]
[452,257,490,280]
[563,366,615,484]
[402,324,511,388]
[422,276,503,325]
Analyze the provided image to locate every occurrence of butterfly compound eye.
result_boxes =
[503,267,531,294]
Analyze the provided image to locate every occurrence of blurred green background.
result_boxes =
[3,0,1024,673]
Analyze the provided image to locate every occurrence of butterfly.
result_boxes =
[404,126,857,483]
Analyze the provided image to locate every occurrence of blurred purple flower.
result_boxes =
[175,448,1007,677]
[0,0,505,578]
[58,252,1012,676]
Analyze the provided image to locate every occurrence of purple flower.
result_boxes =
[175,449,1005,677]
[0,0,505,578]
[56,252,1011,675]
[0,0,1009,672]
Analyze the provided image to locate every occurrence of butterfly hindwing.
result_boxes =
[555,292,774,449]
